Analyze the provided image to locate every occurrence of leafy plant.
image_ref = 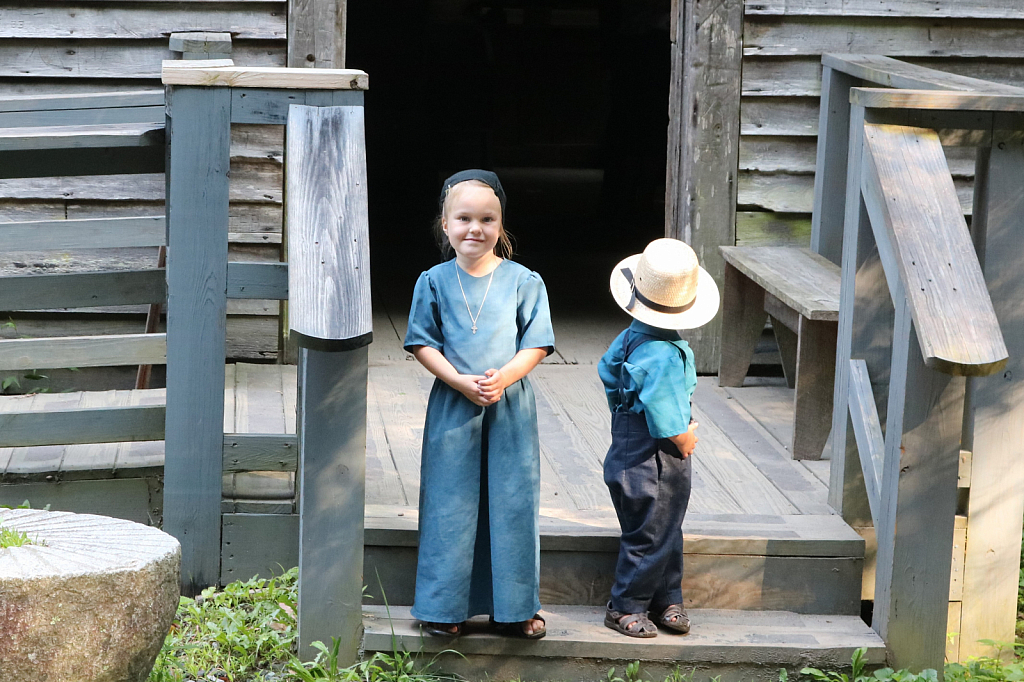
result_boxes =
[607,661,643,682]
[0,524,34,548]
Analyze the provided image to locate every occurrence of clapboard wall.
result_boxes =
[736,0,1024,248]
[0,2,288,362]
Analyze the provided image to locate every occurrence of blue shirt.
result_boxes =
[403,259,555,375]
[598,319,697,439]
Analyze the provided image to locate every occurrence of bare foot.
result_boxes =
[522,617,545,636]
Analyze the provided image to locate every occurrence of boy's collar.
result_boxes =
[628,319,680,340]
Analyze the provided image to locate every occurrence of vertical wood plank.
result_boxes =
[296,346,367,664]
[163,84,231,596]
[288,0,347,69]
[792,316,837,460]
[718,262,766,387]
[771,317,798,389]
[959,128,1024,661]
[873,289,965,672]
[811,66,860,265]
[668,0,744,374]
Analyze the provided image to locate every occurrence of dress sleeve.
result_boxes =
[633,346,692,439]
[403,272,444,353]
[517,271,556,356]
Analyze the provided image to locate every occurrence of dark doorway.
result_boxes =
[348,0,670,324]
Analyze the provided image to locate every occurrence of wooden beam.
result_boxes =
[0,90,164,113]
[666,0,744,373]
[288,0,347,69]
[0,405,165,447]
[0,269,166,310]
[229,88,362,124]
[958,124,1024,660]
[821,54,1024,95]
[792,316,837,460]
[286,104,370,346]
[860,124,1007,376]
[223,434,297,472]
[717,262,765,387]
[747,0,1024,20]
[852,88,1024,112]
[0,333,166,371]
[226,262,288,299]
[162,62,367,90]
[163,85,231,596]
[169,32,233,56]
[0,216,165,251]
[873,288,965,671]
[847,359,884,529]
[0,123,164,152]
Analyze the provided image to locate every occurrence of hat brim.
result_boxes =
[610,254,721,330]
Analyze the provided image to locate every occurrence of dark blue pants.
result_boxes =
[604,410,692,614]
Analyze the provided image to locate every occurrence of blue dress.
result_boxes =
[403,258,555,623]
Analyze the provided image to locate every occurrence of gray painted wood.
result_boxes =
[0,90,164,113]
[748,0,1024,18]
[230,88,362,125]
[0,477,159,526]
[846,359,884,529]
[286,104,370,342]
[821,54,1024,95]
[811,66,859,265]
[668,0,743,374]
[0,123,164,151]
[0,405,165,447]
[226,262,288,299]
[221,513,299,585]
[719,247,841,320]
[288,0,347,69]
[0,216,164,251]
[223,434,297,472]
[1,7,282,40]
[0,269,165,310]
[0,107,164,129]
[163,85,231,596]
[0,333,166,371]
[792,317,837,461]
[296,346,367,663]
[852,88,1024,112]
[872,288,965,672]
[717,263,766,387]
[860,123,1006,376]
[958,124,1024,659]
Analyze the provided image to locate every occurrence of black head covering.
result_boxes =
[439,169,506,216]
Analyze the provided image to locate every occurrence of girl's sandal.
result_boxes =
[651,604,690,634]
[492,613,547,640]
[604,603,657,638]
[422,621,463,637]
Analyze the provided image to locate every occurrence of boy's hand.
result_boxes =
[477,368,507,404]
[669,422,699,459]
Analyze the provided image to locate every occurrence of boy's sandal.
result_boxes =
[651,604,690,634]
[422,621,463,637]
[604,604,657,638]
[492,613,547,640]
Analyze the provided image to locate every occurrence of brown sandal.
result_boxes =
[651,604,690,634]
[604,603,657,638]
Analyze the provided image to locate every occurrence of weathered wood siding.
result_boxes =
[0,2,287,361]
[737,3,1024,248]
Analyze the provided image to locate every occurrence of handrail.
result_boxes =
[850,87,1024,112]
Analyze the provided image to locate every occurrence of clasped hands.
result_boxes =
[456,368,508,406]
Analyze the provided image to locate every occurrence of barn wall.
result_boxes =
[0,2,288,363]
[737,1,1024,248]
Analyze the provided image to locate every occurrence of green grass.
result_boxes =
[0,523,34,548]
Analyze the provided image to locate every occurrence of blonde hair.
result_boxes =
[433,179,514,259]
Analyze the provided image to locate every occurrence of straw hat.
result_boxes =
[610,238,720,330]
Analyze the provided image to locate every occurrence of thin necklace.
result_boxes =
[455,259,496,334]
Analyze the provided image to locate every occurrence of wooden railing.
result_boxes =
[813,55,1024,671]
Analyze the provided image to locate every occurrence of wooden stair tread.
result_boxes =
[362,604,885,662]
[720,246,840,321]
[0,122,165,151]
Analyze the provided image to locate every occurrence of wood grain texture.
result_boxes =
[1,7,282,39]
[668,0,743,374]
[223,434,296,473]
[720,247,840,321]
[860,124,1007,376]
[0,333,166,371]
[0,403,164,447]
[286,102,370,342]
[288,0,347,69]
[852,87,1024,112]
[163,85,231,595]
[0,90,164,113]
[791,316,837,460]
[958,130,1024,660]
[746,0,1024,19]
[162,63,367,90]
[718,263,767,387]
[771,316,798,389]
[0,122,164,152]
[229,88,363,125]
[0,106,164,128]
[811,67,859,265]
[0,268,165,310]
[872,291,965,672]
[846,359,883,529]
[822,54,1024,95]
[169,32,234,54]
[227,261,288,299]
[0,215,164,250]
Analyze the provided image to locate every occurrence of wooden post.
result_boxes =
[288,0,347,68]
[958,126,1024,661]
[811,66,860,266]
[163,85,231,595]
[666,0,744,373]
[873,289,965,673]
[717,262,766,387]
[792,316,837,460]
[286,102,371,664]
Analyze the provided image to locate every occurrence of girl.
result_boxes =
[403,169,555,639]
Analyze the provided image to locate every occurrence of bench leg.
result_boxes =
[792,316,838,460]
[770,316,798,389]
[719,262,766,387]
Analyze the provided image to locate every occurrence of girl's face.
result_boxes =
[443,183,503,263]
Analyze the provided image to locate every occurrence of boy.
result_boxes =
[598,238,720,638]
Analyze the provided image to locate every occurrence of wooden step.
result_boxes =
[362,604,885,682]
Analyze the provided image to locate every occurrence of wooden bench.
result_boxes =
[718,246,840,461]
